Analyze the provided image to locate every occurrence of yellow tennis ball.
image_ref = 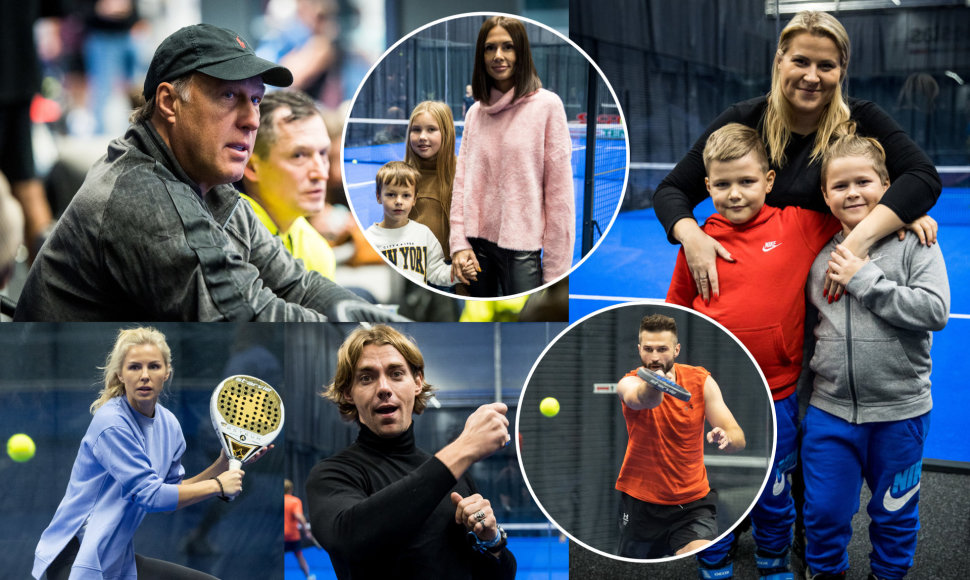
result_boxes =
[539,397,560,418]
[7,433,35,462]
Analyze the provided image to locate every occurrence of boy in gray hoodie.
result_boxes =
[802,133,949,580]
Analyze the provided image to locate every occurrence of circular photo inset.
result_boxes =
[342,12,629,300]
[517,302,775,564]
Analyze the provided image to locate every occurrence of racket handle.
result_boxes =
[229,458,242,470]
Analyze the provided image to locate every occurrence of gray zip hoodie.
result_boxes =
[807,232,949,424]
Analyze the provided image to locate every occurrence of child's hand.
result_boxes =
[827,244,869,288]
[452,250,479,284]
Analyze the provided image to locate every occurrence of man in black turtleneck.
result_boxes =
[306,324,516,579]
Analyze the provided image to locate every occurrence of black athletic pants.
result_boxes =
[46,537,219,580]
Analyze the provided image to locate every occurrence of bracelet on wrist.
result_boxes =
[212,476,229,502]
[469,526,507,553]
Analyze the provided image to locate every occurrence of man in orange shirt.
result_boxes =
[285,479,315,580]
[615,313,746,559]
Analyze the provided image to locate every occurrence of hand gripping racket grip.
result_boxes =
[636,368,691,402]
[224,458,242,501]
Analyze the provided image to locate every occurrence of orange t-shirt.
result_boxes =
[615,363,710,505]
[284,494,303,542]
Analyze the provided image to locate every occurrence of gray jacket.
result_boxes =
[16,120,368,321]
[807,232,949,424]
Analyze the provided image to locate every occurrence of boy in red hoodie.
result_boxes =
[667,123,840,579]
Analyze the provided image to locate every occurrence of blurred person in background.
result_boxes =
[0,0,65,262]
[80,0,147,136]
[462,84,475,118]
[257,0,345,107]
[0,172,25,290]
[311,100,385,268]
[285,479,317,580]
[373,105,407,144]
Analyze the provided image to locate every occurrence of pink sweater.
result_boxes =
[450,87,575,283]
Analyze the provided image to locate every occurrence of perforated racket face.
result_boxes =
[216,376,283,435]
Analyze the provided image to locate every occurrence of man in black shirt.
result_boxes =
[306,325,516,579]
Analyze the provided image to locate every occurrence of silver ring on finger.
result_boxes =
[474,510,486,523]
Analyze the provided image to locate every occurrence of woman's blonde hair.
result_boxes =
[325,325,436,422]
[91,327,173,414]
[763,10,852,167]
[404,101,457,195]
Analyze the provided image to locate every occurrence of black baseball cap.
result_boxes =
[143,23,293,100]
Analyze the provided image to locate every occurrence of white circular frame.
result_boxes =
[341,11,632,301]
[514,299,778,563]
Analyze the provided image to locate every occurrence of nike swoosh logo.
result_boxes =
[883,482,920,512]
[772,473,785,496]
[762,241,782,252]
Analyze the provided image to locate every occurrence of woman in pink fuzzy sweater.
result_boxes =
[450,15,575,297]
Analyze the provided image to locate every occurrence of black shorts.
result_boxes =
[284,539,303,553]
[616,489,719,559]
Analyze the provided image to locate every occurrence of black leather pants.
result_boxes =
[467,237,543,297]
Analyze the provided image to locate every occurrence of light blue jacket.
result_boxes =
[32,397,184,579]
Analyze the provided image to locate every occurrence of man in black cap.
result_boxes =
[15,24,401,321]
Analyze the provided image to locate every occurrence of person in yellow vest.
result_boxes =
[241,90,336,279]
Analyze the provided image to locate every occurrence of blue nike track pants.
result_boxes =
[802,406,929,579]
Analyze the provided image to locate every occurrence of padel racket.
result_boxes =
[636,367,691,402]
[210,375,285,476]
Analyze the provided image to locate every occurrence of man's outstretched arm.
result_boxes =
[703,375,745,452]
[616,369,665,410]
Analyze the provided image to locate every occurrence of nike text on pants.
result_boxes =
[802,406,929,579]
